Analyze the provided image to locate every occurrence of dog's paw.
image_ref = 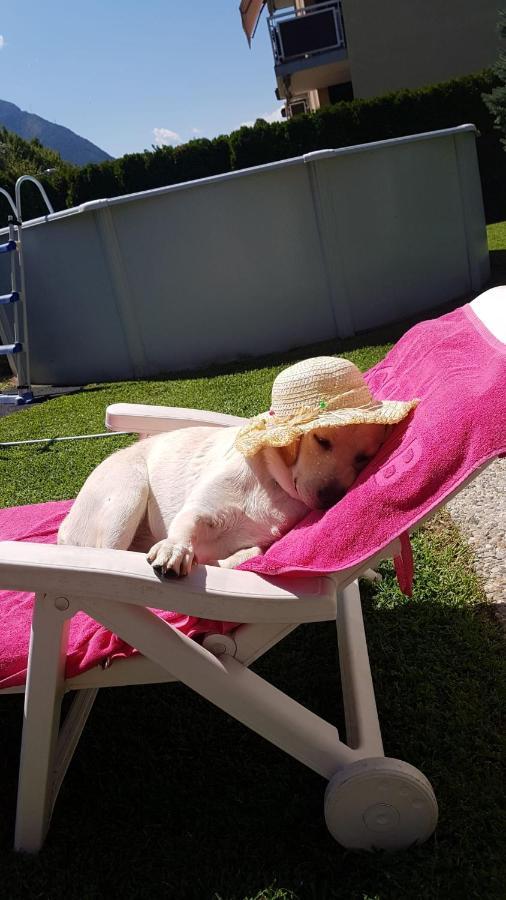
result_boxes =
[146,540,196,577]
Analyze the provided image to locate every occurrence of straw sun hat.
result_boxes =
[235,356,419,458]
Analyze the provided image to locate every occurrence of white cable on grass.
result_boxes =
[0,431,133,448]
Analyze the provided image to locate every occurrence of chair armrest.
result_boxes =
[105,403,246,435]
[0,542,336,624]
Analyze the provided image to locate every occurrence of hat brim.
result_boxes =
[235,399,419,457]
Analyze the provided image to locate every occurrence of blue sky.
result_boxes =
[0,1,282,157]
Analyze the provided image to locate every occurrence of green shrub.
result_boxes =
[144,144,176,190]
[68,136,232,205]
[67,159,120,206]
[114,152,151,196]
[229,119,290,169]
[172,136,232,184]
[230,71,498,163]
[226,71,505,221]
[483,10,506,146]
[0,128,74,224]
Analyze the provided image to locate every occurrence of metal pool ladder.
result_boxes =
[0,176,54,405]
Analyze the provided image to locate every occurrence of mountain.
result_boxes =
[0,99,113,166]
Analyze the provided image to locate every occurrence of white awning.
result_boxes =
[239,0,266,45]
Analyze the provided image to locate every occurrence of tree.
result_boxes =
[0,127,74,225]
[483,10,506,148]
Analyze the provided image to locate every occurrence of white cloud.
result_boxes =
[240,106,284,128]
[191,127,202,135]
[153,127,181,147]
[264,107,285,123]
[0,36,6,50]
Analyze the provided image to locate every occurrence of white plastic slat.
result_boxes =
[105,402,246,434]
[0,541,337,624]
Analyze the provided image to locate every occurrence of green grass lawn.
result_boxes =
[487,220,506,286]
[0,248,505,898]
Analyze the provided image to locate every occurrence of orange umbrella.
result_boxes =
[239,0,266,45]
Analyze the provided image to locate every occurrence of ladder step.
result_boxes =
[0,342,22,354]
[0,291,19,305]
[0,391,34,406]
[0,240,17,254]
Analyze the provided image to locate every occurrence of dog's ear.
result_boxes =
[278,438,302,468]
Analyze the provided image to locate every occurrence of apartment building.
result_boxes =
[240,0,502,117]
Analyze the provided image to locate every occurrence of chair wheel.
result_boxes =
[324,757,438,850]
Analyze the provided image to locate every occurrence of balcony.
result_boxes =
[268,0,348,88]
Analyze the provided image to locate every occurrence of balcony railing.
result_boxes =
[268,1,346,67]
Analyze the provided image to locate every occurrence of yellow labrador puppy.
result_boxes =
[58,358,417,575]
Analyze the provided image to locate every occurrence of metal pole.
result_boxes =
[0,188,19,218]
[14,176,54,221]
[0,431,132,448]
[8,218,20,347]
[14,219,31,392]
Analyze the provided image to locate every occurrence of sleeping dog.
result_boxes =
[58,357,416,575]
[58,420,389,574]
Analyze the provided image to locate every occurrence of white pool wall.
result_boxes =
[0,124,490,384]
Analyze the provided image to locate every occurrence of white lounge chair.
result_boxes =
[0,289,504,854]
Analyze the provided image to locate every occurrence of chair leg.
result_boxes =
[53,687,98,801]
[336,581,384,756]
[325,581,439,849]
[15,594,71,853]
[84,596,361,777]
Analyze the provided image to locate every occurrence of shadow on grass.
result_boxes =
[0,519,503,900]
[488,249,506,287]
[107,296,470,385]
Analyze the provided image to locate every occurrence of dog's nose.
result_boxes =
[316,482,346,508]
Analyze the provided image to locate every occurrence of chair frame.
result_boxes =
[0,405,441,853]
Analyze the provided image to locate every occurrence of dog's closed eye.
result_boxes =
[314,434,332,451]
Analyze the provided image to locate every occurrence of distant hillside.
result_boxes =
[0,100,113,166]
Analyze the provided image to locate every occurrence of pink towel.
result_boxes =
[239,304,506,579]
[0,501,237,689]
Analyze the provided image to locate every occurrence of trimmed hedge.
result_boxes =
[67,136,232,206]
[12,69,506,224]
[227,71,505,222]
